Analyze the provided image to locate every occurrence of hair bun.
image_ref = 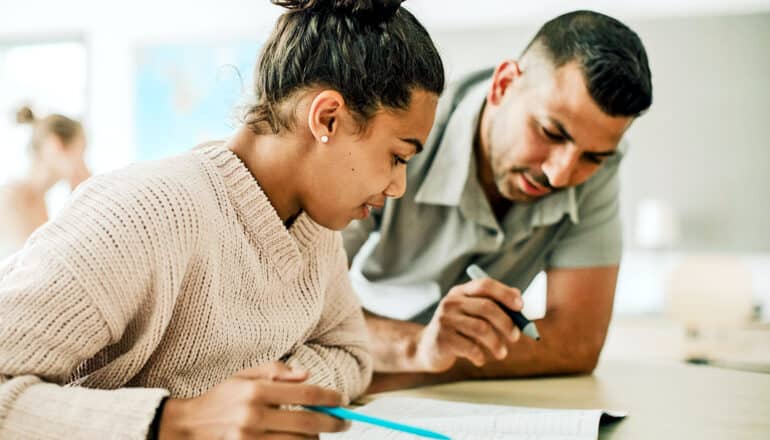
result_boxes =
[16,106,35,124]
[273,0,404,22]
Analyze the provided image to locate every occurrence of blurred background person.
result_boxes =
[0,106,90,258]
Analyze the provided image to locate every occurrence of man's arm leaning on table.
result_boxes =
[362,159,623,391]
[365,264,618,392]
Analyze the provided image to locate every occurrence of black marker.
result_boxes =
[466,264,541,341]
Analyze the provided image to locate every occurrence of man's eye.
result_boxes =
[584,154,605,165]
[542,127,564,142]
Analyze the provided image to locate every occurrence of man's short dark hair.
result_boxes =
[523,10,652,117]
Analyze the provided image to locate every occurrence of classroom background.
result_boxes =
[1,0,769,373]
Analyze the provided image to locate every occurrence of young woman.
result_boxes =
[0,107,91,259]
[0,1,443,439]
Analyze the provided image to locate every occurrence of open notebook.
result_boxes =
[321,396,626,440]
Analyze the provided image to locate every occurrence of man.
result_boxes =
[342,10,653,391]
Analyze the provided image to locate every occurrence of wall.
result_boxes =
[1,1,768,252]
[0,0,282,174]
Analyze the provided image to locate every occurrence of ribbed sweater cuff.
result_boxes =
[2,381,169,439]
[285,345,368,406]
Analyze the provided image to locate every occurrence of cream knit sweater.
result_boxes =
[0,144,372,439]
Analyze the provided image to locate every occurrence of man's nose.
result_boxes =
[542,144,580,188]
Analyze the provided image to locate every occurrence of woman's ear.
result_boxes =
[308,90,345,144]
[487,59,522,107]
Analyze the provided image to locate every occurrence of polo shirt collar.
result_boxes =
[414,79,489,207]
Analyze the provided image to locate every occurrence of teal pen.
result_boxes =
[305,405,451,439]
[466,264,541,340]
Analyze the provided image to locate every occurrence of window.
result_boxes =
[0,39,87,183]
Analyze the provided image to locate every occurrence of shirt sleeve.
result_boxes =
[283,234,373,404]
[546,158,623,269]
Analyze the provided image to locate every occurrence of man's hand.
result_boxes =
[158,362,350,440]
[414,277,523,372]
[364,266,618,392]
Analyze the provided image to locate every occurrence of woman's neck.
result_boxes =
[225,126,307,226]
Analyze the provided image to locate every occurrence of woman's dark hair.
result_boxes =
[16,106,83,153]
[247,0,444,134]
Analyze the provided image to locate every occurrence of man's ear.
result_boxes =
[308,90,345,143]
[487,60,522,107]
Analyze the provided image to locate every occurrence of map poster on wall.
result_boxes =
[134,42,260,161]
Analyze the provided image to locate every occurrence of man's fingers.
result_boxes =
[463,278,523,312]
[458,297,518,344]
[447,313,508,359]
[437,330,485,367]
[262,408,350,435]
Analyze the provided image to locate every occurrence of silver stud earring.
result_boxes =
[320,135,329,143]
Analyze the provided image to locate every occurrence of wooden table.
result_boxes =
[365,360,770,439]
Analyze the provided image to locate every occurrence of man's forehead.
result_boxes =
[513,58,632,151]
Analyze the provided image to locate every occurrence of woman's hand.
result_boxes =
[158,362,350,439]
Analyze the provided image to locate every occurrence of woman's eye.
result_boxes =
[393,155,408,166]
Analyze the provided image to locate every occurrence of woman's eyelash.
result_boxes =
[393,155,408,166]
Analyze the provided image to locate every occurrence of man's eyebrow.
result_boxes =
[547,117,616,156]
[399,138,424,154]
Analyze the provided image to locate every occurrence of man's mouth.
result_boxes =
[518,173,551,196]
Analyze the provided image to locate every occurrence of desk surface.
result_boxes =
[367,360,770,439]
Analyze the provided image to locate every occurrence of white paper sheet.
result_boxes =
[321,397,626,440]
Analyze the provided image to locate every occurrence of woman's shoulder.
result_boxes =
[70,152,219,226]
[90,151,214,198]
[0,181,48,252]
[0,179,34,198]
[0,181,46,220]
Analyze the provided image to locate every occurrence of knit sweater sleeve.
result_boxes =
[0,245,166,440]
[284,233,373,404]
[0,170,199,439]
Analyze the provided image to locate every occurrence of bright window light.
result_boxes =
[0,40,87,183]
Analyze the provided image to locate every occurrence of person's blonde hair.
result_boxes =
[16,106,83,153]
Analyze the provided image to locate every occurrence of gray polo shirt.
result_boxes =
[343,69,624,324]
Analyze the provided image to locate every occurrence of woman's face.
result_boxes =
[302,89,438,230]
